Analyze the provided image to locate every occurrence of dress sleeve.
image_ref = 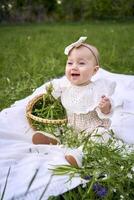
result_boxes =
[51,76,68,99]
[95,79,121,119]
[95,104,113,119]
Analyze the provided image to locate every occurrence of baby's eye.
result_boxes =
[67,62,73,65]
[79,62,85,65]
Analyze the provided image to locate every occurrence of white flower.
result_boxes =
[102,174,108,180]
[120,166,124,170]
[120,195,124,199]
[127,173,133,179]
[57,0,61,4]
[8,3,12,9]
[1,5,5,9]
[27,36,31,40]
[131,166,134,172]
[6,77,10,83]
[82,181,87,188]
[103,157,107,161]
[113,188,116,192]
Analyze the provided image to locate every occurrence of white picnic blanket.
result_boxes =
[0,68,134,199]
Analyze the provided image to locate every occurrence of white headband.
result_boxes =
[64,36,87,55]
[64,36,99,65]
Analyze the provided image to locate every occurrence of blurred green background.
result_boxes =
[0,1,134,110]
[0,22,134,110]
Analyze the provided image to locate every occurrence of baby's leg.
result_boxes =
[32,131,60,145]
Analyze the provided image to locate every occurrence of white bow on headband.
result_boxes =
[64,36,87,55]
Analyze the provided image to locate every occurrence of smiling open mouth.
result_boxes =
[71,73,80,76]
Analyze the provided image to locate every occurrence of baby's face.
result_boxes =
[65,46,99,86]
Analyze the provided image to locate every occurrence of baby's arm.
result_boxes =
[98,95,111,114]
[95,95,113,119]
[94,79,116,118]
[95,79,123,118]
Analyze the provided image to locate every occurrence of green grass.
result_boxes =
[0,21,134,110]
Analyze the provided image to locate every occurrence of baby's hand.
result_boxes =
[98,95,111,114]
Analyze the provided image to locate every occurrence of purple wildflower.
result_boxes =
[83,175,92,180]
[93,183,108,198]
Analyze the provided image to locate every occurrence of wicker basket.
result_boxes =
[26,94,67,128]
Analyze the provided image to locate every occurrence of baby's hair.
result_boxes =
[78,43,99,66]
[65,37,99,66]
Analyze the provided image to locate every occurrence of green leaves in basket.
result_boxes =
[32,83,66,120]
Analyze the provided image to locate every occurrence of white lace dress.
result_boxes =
[51,77,118,133]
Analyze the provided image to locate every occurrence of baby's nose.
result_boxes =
[72,63,78,69]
